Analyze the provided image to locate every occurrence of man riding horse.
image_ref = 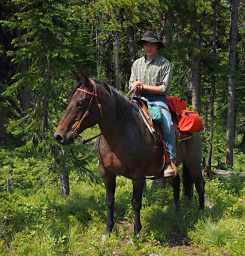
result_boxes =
[129,31,177,177]
[54,30,205,235]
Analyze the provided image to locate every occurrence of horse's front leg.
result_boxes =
[132,178,145,236]
[103,173,116,233]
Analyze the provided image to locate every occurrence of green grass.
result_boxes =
[0,141,245,255]
[0,176,245,256]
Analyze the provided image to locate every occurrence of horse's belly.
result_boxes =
[98,131,202,179]
[98,138,163,178]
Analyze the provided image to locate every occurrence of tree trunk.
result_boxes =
[121,26,136,91]
[159,11,172,47]
[191,58,201,113]
[191,22,201,113]
[207,85,215,176]
[7,169,13,193]
[226,0,240,167]
[126,26,136,81]
[206,0,219,176]
[113,32,120,89]
[52,145,70,196]
[96,27,102,79]
[60,167,70,196]
[42,54,50,132]
[104,33,113,84]
[241,129,245,148]
[127,27,135,67]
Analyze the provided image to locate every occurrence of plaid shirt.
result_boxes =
[129,55,172,93]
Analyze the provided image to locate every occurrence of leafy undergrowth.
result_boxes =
[0,152,245,255]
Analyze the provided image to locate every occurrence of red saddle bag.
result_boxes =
[178,110,204,132]
[166,96,187,117]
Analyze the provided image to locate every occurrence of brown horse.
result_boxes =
[54,74,205,235]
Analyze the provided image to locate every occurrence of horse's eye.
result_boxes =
[76,100,84,109]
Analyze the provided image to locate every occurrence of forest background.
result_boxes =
[0,0,245,255]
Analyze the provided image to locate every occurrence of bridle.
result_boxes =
[71,79,102,136]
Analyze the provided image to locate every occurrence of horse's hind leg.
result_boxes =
[170,174,180,210]
[182,164,194,201]
[183,163,205,209]
[194,176,205,209]
[103,173,116,233]
[132,178,145,235]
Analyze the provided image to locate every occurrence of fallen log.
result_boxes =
[214,169,245,180]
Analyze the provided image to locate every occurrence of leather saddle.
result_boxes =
[132,96,192,151]
[132,96,170,165]
[133,97,156,134]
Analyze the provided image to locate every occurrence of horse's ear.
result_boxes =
[73,69,91,88]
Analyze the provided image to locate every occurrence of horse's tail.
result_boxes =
[182,160,205,209]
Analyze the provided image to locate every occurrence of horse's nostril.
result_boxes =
[54,132,63,142]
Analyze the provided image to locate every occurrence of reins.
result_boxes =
[80,133,101,144]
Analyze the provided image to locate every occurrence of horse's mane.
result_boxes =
[70,70,134,115]
[99,81,133,108]
[100,82,137,119]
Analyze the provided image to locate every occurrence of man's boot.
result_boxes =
[163,160,177,177]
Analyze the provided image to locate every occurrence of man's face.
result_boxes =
[143,42,158,58]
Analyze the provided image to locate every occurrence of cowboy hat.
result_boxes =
[137,31,164,48]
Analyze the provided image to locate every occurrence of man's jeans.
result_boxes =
[145,95,176,160]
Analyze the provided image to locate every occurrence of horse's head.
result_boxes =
[54,73,101,144]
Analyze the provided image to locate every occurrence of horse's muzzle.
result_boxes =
[54,132,65,144]
[54,131,74,144]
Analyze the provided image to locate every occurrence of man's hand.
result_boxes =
[130,81,143,94]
